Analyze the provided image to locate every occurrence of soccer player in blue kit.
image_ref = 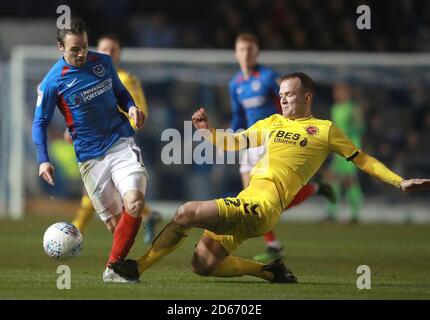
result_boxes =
[32,18,147,283]
[229,33,336,262]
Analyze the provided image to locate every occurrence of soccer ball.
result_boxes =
[43,222,83,261]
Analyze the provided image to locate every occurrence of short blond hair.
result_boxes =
[235,33,260,48]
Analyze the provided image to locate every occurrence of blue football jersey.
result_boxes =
[228,65,281,131]
[32,51,136,163]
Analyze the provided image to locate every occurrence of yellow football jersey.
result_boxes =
[209,114,403,209]
[117,68,148,129]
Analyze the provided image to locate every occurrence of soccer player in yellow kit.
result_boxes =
[72,35,161,242]
[110,72,430,283]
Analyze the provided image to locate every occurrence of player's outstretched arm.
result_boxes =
[329,125,430,193]
[353,152,430,192]
[352,152,403,188]
[192,107,254,151]
[39,162,55,186]
[400,179,430,192]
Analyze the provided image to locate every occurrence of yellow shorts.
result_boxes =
[204,178,283,254]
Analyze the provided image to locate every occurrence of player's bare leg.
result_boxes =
[191,235,229,276]
[108,200,220,279]
[138,200,219,272]
[105,213,122,233]
[109,199,298,283]
[190,235,296,283]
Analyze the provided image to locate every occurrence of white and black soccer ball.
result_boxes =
[43,222,83,261]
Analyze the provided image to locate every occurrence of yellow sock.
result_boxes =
[72,195,94,234]
[210,255,274,282]
[136,221,190,273]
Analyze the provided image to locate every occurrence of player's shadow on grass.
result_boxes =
[202,280,357,286]
[200,279,279,285]
[303,282,361,287]
[201,279,301,285]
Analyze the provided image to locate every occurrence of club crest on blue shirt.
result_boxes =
[251,80,262,92]
[93,64,105,77]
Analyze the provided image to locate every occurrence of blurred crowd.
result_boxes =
[2,0,430,51]
[2,0,430,203]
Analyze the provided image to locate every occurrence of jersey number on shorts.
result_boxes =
[131,146,144,168]
[223,198,259,215]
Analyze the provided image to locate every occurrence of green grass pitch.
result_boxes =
[1,215,429,299]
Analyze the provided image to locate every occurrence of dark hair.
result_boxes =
[280,72,315,95]
[56,17,89,46]
[235,32,260,48]
[97,33,122,48]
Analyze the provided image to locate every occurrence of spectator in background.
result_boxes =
[325,83,365,223]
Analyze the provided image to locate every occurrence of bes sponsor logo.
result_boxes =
[271,130,308,147]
